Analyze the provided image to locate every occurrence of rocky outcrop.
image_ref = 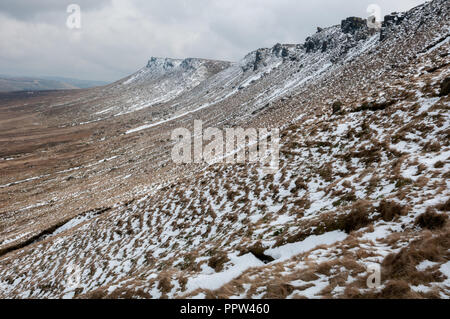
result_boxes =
[253,49,267,71]
[146,57,180,70]
[180,58,200,70]
[380,13,406,41]
[341,17,367,34]
[242,44,294,72]
[272,43,289,58]
[146,57,224,73]
[305,36,322,53]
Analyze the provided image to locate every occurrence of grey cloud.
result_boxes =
[0,0,110,20]
[0,0,428,82]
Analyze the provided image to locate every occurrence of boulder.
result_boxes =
[332,101,342,114]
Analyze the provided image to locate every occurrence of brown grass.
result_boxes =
[415,208,448,230]
[318,163,333,182]
[157,273,174,296]
[435,198,450,212]
[375,280,418,299]
[422,141,441,152]
[342,201,373,233]
[208,252,230,272]
[378,200,408,222]
[263,281,295,299]
[381,228,449,287]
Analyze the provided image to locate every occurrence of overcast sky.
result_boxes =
[0,0,428,82]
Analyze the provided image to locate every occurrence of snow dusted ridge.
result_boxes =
[0,0,449,299]
[53,12,382,128]
[123,57,213,86]
[121,21,381,135]
[101,57,231,116]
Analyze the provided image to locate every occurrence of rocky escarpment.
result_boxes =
[340,17,367,34]
[242,15,372,73]
[146,57,181,70]
[380,13,406,41]
[145,57,228,73]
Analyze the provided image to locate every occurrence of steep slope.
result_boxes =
[34,57,232,123]
[0,0,448,299]
[93,57,231,117]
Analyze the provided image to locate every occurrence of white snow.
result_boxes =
[440,261,450,280]
[265,231,348,262]
[416,260,439,271]
[186,253,264,293]
[361,224,393,242]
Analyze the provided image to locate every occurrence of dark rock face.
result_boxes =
[254,49,265,71]
[181,58,195,70]
[440,77,450,96]
[272,43,282,57]
[384,13,405,25]
[147,57,176,70]
[272,43,290,58]
[341,17,367,34]
[380,13,405,41]
[241,48,268,72]
[332,101,342,114]
[147,57,159,67]
[243,43,294,72]
[305,37,321,53]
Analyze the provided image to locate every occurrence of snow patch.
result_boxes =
[265,231,348,262]
[186,253,264,293]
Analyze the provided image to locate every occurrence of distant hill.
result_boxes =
[0,75,108,92]
[39,76,109,89]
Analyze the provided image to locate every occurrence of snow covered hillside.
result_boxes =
[0,0,448,299]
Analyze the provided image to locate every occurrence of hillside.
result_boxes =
[0,0,448,299]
